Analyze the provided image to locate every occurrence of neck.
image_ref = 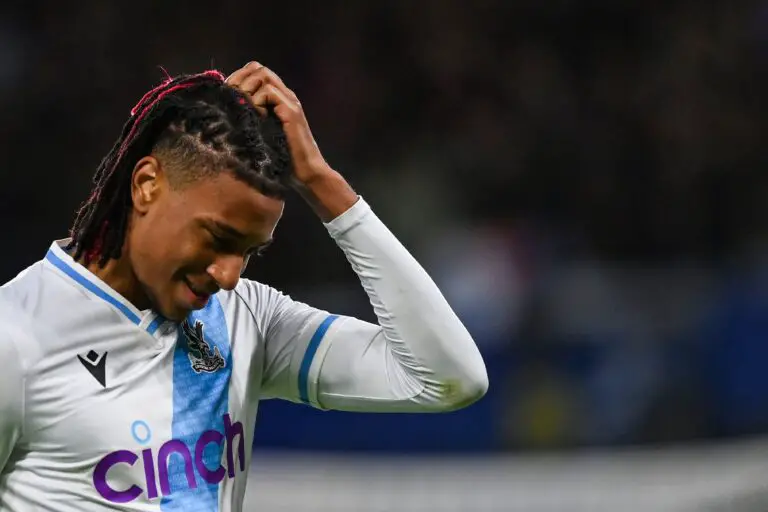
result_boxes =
[78,248,151,312]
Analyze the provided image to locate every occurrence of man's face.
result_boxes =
[128,157,284,321]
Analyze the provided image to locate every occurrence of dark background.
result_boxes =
[2,0,768,453]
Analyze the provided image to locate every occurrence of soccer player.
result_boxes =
[0,62,487,511]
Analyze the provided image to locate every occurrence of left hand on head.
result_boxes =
[226,62,332,186]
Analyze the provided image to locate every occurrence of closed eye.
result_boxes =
[209,232,236,253]
[200,219,273,258]
[249,239,273,257]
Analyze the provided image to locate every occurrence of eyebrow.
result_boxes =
[202,219,274,248]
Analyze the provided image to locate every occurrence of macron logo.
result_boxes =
[78,350,107,387]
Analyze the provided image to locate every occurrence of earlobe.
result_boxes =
[131,157,161,213]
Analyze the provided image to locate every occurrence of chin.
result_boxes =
[165,311,189,323]
[158,302,191,322]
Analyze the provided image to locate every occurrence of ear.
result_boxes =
[131,156,164,214]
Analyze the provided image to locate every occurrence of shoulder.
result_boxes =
[226,278,292,320]
[2,260,45,297]
[0,296,27,429]
[0,295,32,376]
[211,279,287,332]
[0,263,47,371]
[1,259,60,320]
[208,279,302,347]
[237,276,309,306]
[230,278,278,304]
[222,279,317,329]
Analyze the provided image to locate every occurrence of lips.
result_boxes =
[183,279,213,308]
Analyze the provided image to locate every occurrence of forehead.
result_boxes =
[171,172,284,238]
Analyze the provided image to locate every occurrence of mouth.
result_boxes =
[183,278,212,308]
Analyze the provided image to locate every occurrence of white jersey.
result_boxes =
[0,198,487,511]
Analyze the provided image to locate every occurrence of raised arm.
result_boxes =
[318,196,488,411]
[227,62,487,412]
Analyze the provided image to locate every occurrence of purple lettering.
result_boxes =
[94,415,249,503]
[195,429,226,484]
[141,448,158,499]
[158,439,197,496]
[224,414,245,477]
[93,450,142,503]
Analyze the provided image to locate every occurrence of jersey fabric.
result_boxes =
[0,197,487,511]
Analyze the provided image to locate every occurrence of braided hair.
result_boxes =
[68,70,290,267]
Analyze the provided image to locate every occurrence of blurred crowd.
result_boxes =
[2,0,768,452]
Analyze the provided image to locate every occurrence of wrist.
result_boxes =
[291,160,336,189]
[293,167,359,222]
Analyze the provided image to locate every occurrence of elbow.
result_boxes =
[438,355,489,412]
[470,362,490,401]
[453,332,489,409]
[458,362,490,409]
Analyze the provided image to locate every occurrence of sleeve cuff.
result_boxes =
[323,196,372,239]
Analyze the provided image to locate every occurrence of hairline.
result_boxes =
[150,146,285,200]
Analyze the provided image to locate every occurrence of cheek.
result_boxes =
[164,230,214,277]
[132,221,192,281]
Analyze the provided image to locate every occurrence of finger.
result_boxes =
[252,104,268,116]
[251,84,301,120]
[225,61,263,86]
[250,84,289,109]
[236,72,265,95]
[226,61,263,84]
[260,69,300,104]
[238,66,300,104]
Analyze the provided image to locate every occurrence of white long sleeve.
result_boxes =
[255,197,487,412]
[312,197,488,411]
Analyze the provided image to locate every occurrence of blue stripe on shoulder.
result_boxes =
[298,315,340,404]
[147,315,165,335]
[45,249,141,325]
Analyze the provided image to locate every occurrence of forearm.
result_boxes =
[231,61,488,410]
[293,166,358,223]
[317,196,488,411]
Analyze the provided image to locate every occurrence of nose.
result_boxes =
[206,254,244,291]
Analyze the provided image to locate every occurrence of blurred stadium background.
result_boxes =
[2,0,768,510]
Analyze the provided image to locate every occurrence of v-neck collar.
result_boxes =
[44,239,167,334]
